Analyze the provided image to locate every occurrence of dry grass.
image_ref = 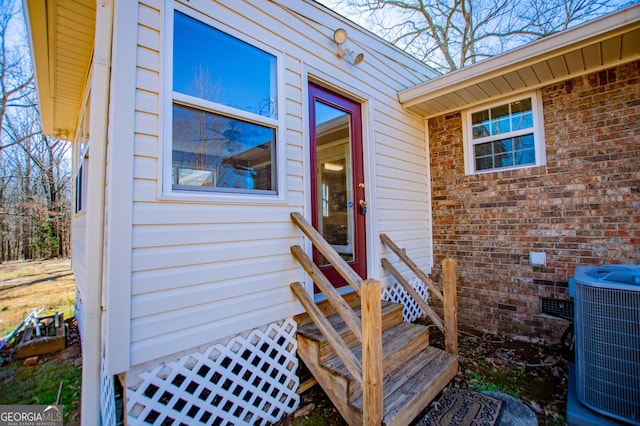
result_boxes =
[0,258,76,337]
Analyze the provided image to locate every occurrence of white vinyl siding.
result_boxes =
[127,0,435,367]
[71,214,87,290]
[374,105,432,272]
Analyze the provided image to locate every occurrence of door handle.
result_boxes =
[359,199,367,215]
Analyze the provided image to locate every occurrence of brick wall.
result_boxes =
[428,61,640,342]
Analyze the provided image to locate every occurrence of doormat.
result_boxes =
[425,388,504,426]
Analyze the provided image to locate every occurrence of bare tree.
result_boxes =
[0,0,71,261]
[0,107,71,260]
[0,0,34,152]
[325,0,630,73]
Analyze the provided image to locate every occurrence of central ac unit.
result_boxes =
[572,264,640,425]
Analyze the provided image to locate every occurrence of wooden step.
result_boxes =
[297,300,404,363]
[353,346,458,426]
[321,322,430,403]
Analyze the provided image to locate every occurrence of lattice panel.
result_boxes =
[383,278,429,323]
[75,289,84,338]
[127,318,299,425]
[101,356,117,426]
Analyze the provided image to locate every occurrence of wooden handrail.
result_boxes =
[361,279,383,425]
[291,245,362,341]
[443,259,458,354]
[291,282,363,384]
[381,258,444,332]
[380,233,443,301]
[289,212,383,422]
[291,212,361,295]
[380,234,458,354]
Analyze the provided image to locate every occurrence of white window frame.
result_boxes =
[73,86,91,214]
[463,91,545,175]
[162,1,286,202]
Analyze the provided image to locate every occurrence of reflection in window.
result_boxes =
[171,10,278,194]
[314,101,353,263]
[321,183,329,217]
[472,98,532,139]
[173,11,277,118]
[474,135,535,171]
[172,105,275,192]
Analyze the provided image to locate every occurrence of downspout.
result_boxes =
[81,1,114,424]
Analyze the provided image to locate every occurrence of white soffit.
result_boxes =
[24,0,96,138]
[399,4,640,118]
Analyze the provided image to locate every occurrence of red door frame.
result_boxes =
[309,82,367,288]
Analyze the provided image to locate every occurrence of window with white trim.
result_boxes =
[464,92,545,174]
[170,9,278,194]
[74,92,91,214]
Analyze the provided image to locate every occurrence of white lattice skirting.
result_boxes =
[382,277,429,323]
[126,318,299,425]
[101,356,117,426]
[75,288,84,338]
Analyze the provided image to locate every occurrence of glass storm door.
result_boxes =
[309,83,367,289]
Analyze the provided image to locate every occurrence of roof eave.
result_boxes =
[23,0,96,139]
[23,0,55,135]
[399,3,640,118]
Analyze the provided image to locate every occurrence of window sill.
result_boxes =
[158,189,287,205]
[466,164,548,181]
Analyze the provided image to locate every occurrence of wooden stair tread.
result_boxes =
[297,300,402,342]
[353,346,458,426]
[321,322,429,378]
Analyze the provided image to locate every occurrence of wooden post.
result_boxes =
[443,259,458,354]
[361,279,383,425]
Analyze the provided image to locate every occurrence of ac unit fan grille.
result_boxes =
[575,283,640,424]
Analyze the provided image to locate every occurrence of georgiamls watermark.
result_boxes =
[0,405,62,426]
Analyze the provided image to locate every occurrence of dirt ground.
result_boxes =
[0,258,76,337]
[0,258,81,425]
[1,259,572,426]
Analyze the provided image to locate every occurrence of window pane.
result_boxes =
[511,98,532,114]
[511,98,533,131]
[314,101,354,264]
[172,104,276,191]
[496,152,513,168]
[474,134,535,172]
[513,134,535,165]
[474,141,494,171]
[474,142,494,157]
[173,11,277,118]
[475,153,494,171]
[472,110,490,139]
[490,104,510,135]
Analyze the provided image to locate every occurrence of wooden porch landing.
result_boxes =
[289,212,459,425]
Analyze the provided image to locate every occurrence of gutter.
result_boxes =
[81,1,114,424]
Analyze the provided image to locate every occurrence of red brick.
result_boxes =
[428,62,640,342]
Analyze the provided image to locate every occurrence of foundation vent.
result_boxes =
[540,297,574,320]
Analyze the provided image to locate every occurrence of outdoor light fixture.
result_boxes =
[333,28,364,65]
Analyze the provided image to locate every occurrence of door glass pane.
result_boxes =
[315,101,353,264]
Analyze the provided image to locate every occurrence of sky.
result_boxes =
[313,0,634,71]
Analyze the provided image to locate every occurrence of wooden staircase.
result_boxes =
[289,212,459,425]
